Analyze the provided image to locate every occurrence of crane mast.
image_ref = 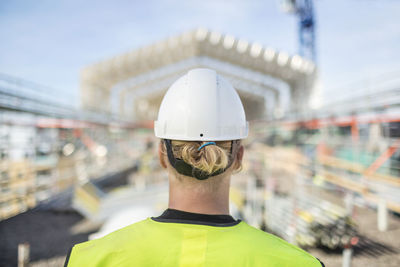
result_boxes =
[281,0,316,61]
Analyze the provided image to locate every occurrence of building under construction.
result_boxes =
[0,29,399,267]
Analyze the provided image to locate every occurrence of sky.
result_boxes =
[1,0,400,106]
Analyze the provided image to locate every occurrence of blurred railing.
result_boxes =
[0,72,126,125]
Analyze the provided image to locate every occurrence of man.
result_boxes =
[65,68,324,266]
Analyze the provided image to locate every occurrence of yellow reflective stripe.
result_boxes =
[179,228,207,267]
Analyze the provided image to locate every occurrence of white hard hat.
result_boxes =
[154,68,248,141]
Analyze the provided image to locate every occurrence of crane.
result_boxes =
[280,0,316,61]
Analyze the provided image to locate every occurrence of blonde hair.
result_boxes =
[161,140,241,175]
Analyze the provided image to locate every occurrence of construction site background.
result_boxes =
[1,1,400,266]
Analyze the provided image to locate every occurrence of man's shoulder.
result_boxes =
[76,218,151,249]
[238,222,322,266]
[65,218,152,266]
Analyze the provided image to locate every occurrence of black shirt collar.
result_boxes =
[151,208,240,227]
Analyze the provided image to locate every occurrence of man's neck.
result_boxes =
[168,175,231,215]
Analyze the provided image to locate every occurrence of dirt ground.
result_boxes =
[0,208,98,267]
[308,206,400,267]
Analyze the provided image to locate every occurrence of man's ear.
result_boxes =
[158,141,167,169]
[232,145,244,171]
[236,145,244,164]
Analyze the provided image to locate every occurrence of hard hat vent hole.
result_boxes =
[200,133,203,137]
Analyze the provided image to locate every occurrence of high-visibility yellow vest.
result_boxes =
[67,218,322,267]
